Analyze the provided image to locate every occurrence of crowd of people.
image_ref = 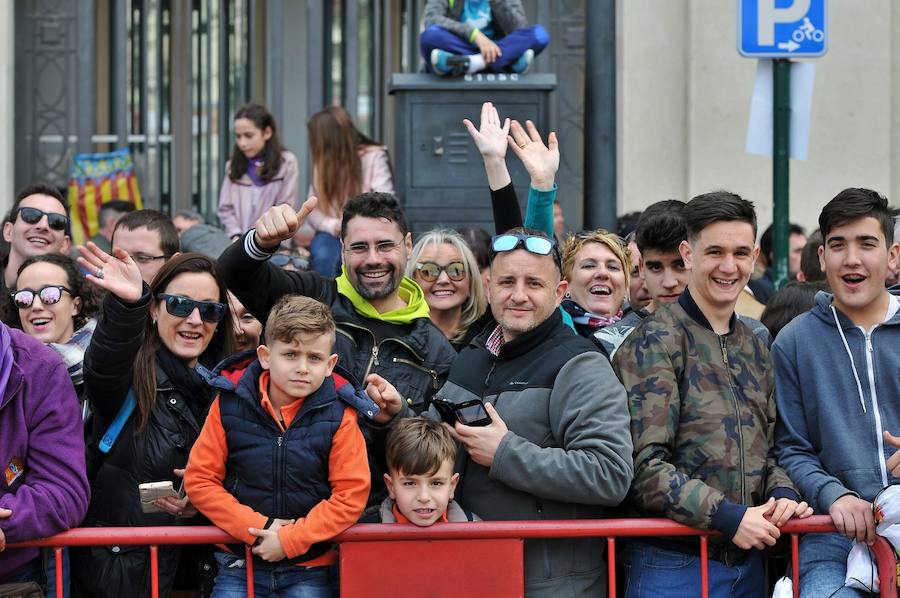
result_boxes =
[1,6,897,593]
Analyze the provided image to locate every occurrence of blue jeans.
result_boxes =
[419,24,550,72]
[3,549,70,597]
[797,533,872,597]
[211,551,335,598]
[310,231,342,278]
[621,541,765,598]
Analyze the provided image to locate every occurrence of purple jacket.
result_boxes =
[0,328,89,581]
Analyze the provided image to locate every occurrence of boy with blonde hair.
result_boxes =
[380,417,478,524]
[186,295,399,596]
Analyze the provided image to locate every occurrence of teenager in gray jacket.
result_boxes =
[775,188,900,597]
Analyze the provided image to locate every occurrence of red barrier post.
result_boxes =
[54,546,63,598]
[872,537,898,598]
[245,545,255,598]
[791,534,800,598]
[607,537,617,598]
[700,535,709,598]
[150,545,159,598]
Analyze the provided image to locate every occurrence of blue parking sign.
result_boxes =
[738,0,827,58]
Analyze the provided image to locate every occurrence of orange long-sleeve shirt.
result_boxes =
[185,371,370,566]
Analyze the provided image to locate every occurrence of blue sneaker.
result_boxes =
[430,49,469,77]
[511,49,535,74]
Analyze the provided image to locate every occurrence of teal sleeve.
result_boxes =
[523,184,557,238]
[520,185,570,330]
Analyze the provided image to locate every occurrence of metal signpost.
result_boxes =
[738,0,826,289]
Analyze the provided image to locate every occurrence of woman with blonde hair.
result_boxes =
[560,230,633,338]
[305,105,395,276]
[407,229,487,351]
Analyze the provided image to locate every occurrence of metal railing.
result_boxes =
[10,515,897,598]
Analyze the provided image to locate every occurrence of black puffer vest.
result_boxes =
[219,360,378,562]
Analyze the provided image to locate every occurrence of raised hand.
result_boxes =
[254,197,318,250]
[508,119,559,191]
[77,242,143,302]
[463,102,511,161]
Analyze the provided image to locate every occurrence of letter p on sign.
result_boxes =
[757,0,810,46]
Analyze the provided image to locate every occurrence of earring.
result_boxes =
[564,291,571,299]
[152,319,157,326]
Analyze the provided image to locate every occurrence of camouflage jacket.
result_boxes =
[612,290,797,536]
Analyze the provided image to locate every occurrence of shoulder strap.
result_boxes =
[98,389,136,454]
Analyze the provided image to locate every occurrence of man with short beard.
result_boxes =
[388,227,633,596]
[219,191,456,414]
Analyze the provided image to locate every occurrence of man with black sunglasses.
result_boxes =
[2,183,71,292]
[390,226,633,596]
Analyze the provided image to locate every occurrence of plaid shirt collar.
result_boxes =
[485,325,506,356]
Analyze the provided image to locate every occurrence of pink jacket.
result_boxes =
[305,145,395,235]
[217,150,299,237]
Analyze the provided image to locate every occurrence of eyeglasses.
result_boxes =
[11,285,72,309]
[15,207,69,232]
[156,294,227,323]
[271,253,309,270]
[129,253,169,264]
[415,261,466,282]
[343,241,400,256]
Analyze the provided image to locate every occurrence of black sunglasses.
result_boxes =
[15,207,69,232]
[271,253,309,270]
[156,294,227,323]
[11,285,72,309]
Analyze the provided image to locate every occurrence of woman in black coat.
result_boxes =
[70,247,236,598]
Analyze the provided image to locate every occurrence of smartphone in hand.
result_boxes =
[138,480,183,513]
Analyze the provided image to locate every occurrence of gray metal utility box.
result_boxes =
[390,73,556,236]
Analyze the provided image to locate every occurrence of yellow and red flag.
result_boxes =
[67,148,143,245]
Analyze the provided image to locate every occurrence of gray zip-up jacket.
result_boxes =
[774,290,900,512]
[415,309,633,597]
[423,0,528,42]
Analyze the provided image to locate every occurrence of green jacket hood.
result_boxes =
[335,265,431,324]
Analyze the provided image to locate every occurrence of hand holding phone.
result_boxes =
[138,481,182,513]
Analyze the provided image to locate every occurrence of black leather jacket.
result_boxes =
[71,290,236,598]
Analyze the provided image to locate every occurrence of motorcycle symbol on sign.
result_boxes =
[792,17,824,43]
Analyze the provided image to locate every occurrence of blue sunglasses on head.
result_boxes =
[490,232,561,268]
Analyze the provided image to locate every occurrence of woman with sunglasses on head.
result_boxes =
[1,254,101,410]
[69,244,236,598]
[406,229,487,351]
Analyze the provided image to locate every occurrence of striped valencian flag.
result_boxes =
[67,148,143,245]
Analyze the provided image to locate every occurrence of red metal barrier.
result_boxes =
[10,516,897,598]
